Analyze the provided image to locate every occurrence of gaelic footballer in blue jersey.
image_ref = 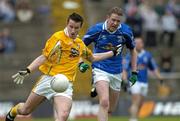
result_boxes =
[122,37,163,121]
[82,7,137,121]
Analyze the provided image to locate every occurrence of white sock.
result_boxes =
[129,118,138,121]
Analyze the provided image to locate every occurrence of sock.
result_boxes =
[129,118,138,121]
[10,104,20,117]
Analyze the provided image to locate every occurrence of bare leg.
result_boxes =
[129,94,144,121]
[17,92,45,115]
[109,88,120,114]
[53,96,72,121]
[6,92,45,121]
[96,81,109,121]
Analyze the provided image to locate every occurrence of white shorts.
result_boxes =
[92,68,122,91]
[32,75,73,100]
[130,81,148,96]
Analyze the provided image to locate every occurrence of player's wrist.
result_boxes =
[78,62,84,67]
[26,68,31,73]
[132,71,138,75]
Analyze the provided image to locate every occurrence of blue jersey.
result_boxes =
[124,50,158,83]
[83,21,135,74]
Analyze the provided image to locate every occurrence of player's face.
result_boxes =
[107,13,121,32]
[135,38,144,52]
[67,19,82,39]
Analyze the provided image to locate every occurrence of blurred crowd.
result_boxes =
[0,0,33,23]
[124,0,179,48]
[0,0,34,54]
[0,27,15,54]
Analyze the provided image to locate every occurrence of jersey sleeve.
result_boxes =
[81,44,93,59]
[83,25,101,46]
[148,53,158,71]
[122,25,135,49]
[42,33,60,58]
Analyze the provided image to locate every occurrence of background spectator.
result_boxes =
[160,48,173,72]
[16,0,33,23]
[0,31,5,53]
[160,10,178,47]
[139,1,159,47]
[0,0,15,23]
[125,0,143,37]
[2,27,16,53]
[154,0,165,17]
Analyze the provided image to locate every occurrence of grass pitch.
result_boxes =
[22,116,180,121]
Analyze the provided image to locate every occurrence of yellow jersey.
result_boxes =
[39,30,92,82]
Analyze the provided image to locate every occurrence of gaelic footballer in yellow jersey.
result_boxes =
[39,28,92,82]
[6,13,121,121]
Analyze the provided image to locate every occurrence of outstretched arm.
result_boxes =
[88,51,114,62]
[27,55,47,72]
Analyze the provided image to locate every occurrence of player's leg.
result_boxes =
[129,82,147,121]
[5,92,45,121]
[53,96,72,121]
[129,94,143,121]
[96,80,109,121]
[53,82,73,121]
[6,75,53,121]
[108,73,121,114]
[108,88,120,114]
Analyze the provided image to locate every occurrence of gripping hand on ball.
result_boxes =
[12,68,31,84]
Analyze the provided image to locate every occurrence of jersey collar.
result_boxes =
[138,49,145,57]
[64,27,79,41]
[103,20,121,34]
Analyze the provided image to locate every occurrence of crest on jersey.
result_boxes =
[117,36,123,42]
[101,35,107,40]
[69,48,79,57]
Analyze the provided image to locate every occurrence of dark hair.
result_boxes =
[107,7,123,16]
[67,12,83,27]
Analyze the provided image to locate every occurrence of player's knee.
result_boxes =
[100,98,109,109]
[56,111,69,120]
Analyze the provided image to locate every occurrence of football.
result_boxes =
[50,74,69,92]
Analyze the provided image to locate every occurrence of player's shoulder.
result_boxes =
[53,30,64,38]
[143,50,153,57]
[119,23,133,33]
[88,22,103,33]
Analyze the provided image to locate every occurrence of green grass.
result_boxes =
[18,116,180,121]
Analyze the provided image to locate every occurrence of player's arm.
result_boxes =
[90,51,114,62]
[130,48,137,72]
[149,56,163,84]
[12,55,47,84]
[83,45,120,62]
[154,69,163,80]
[27,55,47,72]
[123,25,138,86]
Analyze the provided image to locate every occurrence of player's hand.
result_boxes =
[12,68,31,84]
[79,62,89,73]
[121,80,129,92]
[112,44,122,56]
[129,71,138,86]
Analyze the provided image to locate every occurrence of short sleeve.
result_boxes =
[81,45,93,59]
[122,25,135,49]
[42,34,59,58]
